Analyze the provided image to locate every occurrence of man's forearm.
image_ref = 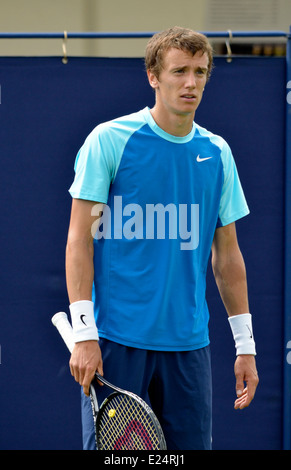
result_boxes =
[66,238,94,304]
[212,246,249,316]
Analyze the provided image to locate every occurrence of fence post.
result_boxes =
[284,25,291,450]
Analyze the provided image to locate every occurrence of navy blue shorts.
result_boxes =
[81,339,212,450]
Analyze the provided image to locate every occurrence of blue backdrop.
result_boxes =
[0,55,286,449]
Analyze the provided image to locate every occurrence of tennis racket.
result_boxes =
[52,311,167,450]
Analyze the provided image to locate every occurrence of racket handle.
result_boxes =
[52,311,104,387]
[52,311,75,353]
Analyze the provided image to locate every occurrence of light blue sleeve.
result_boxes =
[69,123,117,203]
[217,141,250,226]
[69,110,147,203]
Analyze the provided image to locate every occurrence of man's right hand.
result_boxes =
[69,340,103,396]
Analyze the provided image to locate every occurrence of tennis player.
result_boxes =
[66,26,259,450]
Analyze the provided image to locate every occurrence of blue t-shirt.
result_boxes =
[69,107,249,351]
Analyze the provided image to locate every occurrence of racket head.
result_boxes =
[96,391,167,450]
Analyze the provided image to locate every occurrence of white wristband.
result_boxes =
[228,313,256,356]
[69,300,99,343]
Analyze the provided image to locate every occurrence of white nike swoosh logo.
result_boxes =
[196,155,212,162]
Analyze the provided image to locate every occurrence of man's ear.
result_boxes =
[147,69,159,89]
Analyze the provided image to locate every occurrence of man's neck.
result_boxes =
[150,106,194,137]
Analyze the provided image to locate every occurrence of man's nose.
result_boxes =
[186,73,196,88]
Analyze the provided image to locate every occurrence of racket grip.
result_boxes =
[52,311,75,353]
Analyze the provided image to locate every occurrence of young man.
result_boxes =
[66,27,259,450]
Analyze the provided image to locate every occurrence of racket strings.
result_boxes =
[97,394,161,450]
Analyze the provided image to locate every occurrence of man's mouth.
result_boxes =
[181,94,197,100]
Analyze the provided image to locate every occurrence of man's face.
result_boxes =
[148,47,209,119]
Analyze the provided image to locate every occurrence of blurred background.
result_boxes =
[0,0,290,57]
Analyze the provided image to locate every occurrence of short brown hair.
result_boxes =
[145,26,213,80]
